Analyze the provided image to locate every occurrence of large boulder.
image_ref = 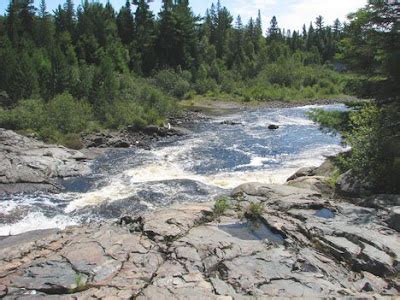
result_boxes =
[335,170,369,197]
[0,129,91,192]
[386,207,400,232]
[286,176,333,194]
[287,167,316,181]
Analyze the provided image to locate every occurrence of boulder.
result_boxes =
[287,167,316,181]
[287,176,333,194]
[336,170,369,197]
[0,129,91,192]
[220,120,242,126]
[386,207,400,232]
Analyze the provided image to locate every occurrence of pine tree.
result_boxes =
[133,0,156,74]
[267,16,281,40]
[157,0,177,67]
[6,0,19,44]
[117,0,135,45]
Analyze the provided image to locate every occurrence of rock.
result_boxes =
[220,120,242,126]
[386,207,400,232]
[0,185,399,298]
[336,170,369,196]
[107,139,131,148]
[314,158,336,177]
[287,167,316,181]
[0,284,7,297]
[287,176,333,194]
[268,124,279,130]
[0,129,90,192]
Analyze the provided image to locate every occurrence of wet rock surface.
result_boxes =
[1,184,399,299]
[0,129,91,193]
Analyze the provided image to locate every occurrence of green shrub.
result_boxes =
[0,99,47,131]
[245,202,264,220]
[153,69,191,99]
[307,109,350,134]
[47,93,93,134]
[62,133,84,150]
[213,197,230,217]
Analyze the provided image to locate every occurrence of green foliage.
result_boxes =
[312,103,400,193]
[47,93,93,134]
[213,197,231,217]
[342,104,381,182]
[152,69,191,99]
[0,93,93,143]
[245,202,264,220]
[307,109,350,134]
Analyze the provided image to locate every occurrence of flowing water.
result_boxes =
[0,104,347,235]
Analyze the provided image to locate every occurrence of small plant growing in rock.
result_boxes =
[244,202,265,220]
[213,197,230,217]
[326,169,341,188]
[71,273,87,293]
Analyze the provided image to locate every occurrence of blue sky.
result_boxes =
[0,0,367,31]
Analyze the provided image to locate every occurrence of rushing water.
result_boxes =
[0,104,347,235]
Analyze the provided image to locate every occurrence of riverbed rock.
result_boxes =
[0,129,91,193]
[220,120,242,126]
[268,124,279,130]
[336,170,370,196]
[286,175,333,194]
[287,166,316,181]
[1,184,398,298]
[387,207,400,232]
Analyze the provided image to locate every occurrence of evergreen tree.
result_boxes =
[267,16,281,40]
[133,0,156,74]
[117,0,135,45]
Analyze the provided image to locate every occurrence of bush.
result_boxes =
[194,78,218,95]
[47,93,93,134]
[62,133,84,150]
[153,69,191,99]
[0,99,47,131]
[244,202,264,220]
[307,109,350,134]
[213,197,230,217]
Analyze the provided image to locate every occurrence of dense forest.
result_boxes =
[0,0,346,139]
[0,0,399,193]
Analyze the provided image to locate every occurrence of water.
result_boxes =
[218,221,285,243]
[0,104,347,235]
[315,208,336,219]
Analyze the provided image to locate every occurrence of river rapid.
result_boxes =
[0,104,347,235]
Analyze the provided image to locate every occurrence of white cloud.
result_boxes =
[277,0,367,31]
[226,0,367,32]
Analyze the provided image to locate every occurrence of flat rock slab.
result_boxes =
[0,185,399,298]
[0,129,91,191]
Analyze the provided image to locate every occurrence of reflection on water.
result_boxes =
[0,104,347,235]
[218,221,285,243]
[315,208,335,219]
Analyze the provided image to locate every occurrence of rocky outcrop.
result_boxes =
[82,126,191,149]
[0,129,91,193]
[1,184,399,298]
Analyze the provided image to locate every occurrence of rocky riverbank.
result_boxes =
[0,181,399,298]
[0,111,206,194]
[0,129,91,194]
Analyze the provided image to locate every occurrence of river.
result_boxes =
[0,104,347,235]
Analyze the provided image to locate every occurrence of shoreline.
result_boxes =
[180,95,362,114]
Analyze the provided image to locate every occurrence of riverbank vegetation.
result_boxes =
[309,1,400,194]
[0,0,350,143]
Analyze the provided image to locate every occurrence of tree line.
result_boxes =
[0,0,346,104]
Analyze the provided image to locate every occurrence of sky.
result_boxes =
[0,0,367,32]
